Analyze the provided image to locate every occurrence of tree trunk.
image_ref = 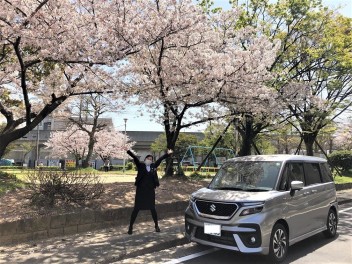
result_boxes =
[235,115,264,157]
[82,135,95,168]
[238,135,253,156]
[163,126,180,177]
[238,116,255,156]
[284,135,289,154]
[302,132,318,156]
[0,127,31,159]
[329,138,333,154]
[75,157,80,168]
[0,139,9,159]
[164,133,177,176]
[0,92,69,159]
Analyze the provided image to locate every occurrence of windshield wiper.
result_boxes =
[212,187,244,191]
[245,188,270,192]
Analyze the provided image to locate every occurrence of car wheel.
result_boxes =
[268,223,288,263]
[323,208,337,238]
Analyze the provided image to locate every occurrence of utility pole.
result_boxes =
[35,122,40,168]
[123,118,128,173]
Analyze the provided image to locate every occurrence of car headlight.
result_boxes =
[240,202,264,216]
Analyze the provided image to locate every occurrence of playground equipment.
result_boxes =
[180,145,235,168]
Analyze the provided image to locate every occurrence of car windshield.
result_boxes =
[209,161,282,191]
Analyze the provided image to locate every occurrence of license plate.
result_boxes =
[204,223,221,236]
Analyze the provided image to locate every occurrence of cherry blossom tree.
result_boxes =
[215,15,283,156]
[119,2,279,175]
[233,0,352,156]
[333,121,352,151]
[44,125,134,167]
[45,125,89,163]
[63,85,125,167]
[0,0,194,158]
[94,130,135,161]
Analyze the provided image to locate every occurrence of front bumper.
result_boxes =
[185,214,269,255]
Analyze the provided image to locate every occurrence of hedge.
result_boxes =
[328,150,352,173]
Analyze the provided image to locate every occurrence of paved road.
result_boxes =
[119,203,352,264]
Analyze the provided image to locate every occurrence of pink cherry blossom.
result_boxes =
[45,125,134,160]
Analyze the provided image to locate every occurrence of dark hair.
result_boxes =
[144,155,153,161]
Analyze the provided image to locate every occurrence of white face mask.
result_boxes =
[145,160,152,166]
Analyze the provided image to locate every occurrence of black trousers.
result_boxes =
[129,208,158,227]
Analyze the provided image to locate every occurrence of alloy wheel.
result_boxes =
[328,211,337,235]
[273,228,287,259]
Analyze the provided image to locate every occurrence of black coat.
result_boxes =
[127,150,169,210]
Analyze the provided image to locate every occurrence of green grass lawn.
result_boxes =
[0,171,27,196]
[333,175,352,184]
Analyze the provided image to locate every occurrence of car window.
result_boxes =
[304,163,322,185]
[209,161,281,191]
[320,163,333,182]
[289,163,305,182]
[279,162,304,190]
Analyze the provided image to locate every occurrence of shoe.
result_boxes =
[155,226,160,232]
[128,227,133,235]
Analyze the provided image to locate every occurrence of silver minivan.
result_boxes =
[185,155,338,262]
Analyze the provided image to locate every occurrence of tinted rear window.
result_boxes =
[320,163,333,182]
[304,163,322,185]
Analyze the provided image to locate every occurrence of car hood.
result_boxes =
[192,187,275,203]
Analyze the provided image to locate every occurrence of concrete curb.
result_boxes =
[0,216,188,264]
[339,199,352,205]
[0,201,188,245]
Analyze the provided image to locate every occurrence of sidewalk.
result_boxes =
[0,189,351,264]
[0,216,186,264]
[336,188,352,205]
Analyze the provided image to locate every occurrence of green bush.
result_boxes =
[0,171,17,180]
[27,170,104,207]
[189,171,213,181]
[110,165,123,171]
[0,171,26,195]
[0,166,23,170]
[100,165,124,171]
[126,162,133,170]
[37,166,61,171]
[328,150,352,173]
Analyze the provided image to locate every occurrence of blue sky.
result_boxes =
[111,0,352,132]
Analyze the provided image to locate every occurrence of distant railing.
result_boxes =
[182,166,219,173]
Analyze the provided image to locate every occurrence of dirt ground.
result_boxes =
[0,177,209,224]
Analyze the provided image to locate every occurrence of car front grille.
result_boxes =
[194,200,238,219]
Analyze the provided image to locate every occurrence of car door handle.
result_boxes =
[311,189,318,193]
[304,192,310,195]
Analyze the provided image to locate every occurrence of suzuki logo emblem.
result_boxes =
[210,204,216,212]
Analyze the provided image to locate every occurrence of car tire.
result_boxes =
[268,223,288,263]
[323,208,337,238]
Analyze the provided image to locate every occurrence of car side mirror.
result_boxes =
[291,181,304,190]
[290,181,304,196]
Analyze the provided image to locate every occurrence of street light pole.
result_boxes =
[35,123,40,168]
[123,118,128,173]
